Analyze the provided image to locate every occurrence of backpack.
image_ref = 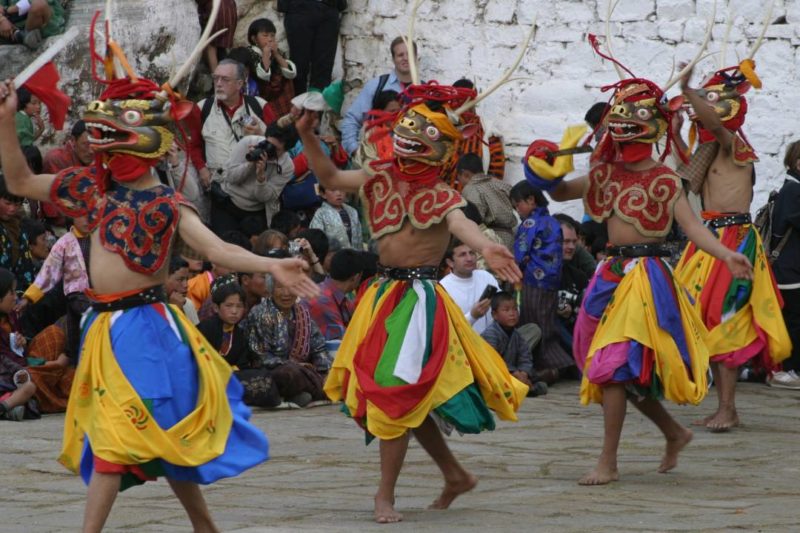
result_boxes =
[753,190,792,264]
[370,74,391,110]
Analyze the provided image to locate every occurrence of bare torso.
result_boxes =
[606,216,664,247]
[376,220,451,268]
[701,150,753,213]
[88,232,169,294]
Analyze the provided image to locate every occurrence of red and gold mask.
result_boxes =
[690,62,758,144]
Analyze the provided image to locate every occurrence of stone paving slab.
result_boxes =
[0,381,799,532]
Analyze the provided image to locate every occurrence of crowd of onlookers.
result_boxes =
[1,0,799,421]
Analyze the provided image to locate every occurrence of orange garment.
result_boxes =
[27,324,75,413]
[187,271,214,310]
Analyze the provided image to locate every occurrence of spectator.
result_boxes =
[767,140,800,389]
[213,123,295,234]
[580,219,609,262]
[39,120,92,230]
[271,210,303,239]
[183,256,204,278]
[0,0,65,49]
[254,229,289,255]
[292,228,328,281]
[14,87,43,147]
[25,316,74,413]
[511,181,575,377]
[19,215,90,364]
[440,240,500,334]
[554,213,596,278]
[243,250,330,407]
[22,217,50,268]
[247,18,297,117]
[283,0,342,95]
[187,262,234,311]
[553,214,590,354]
[0,268,37,421]
[305,248,364,340]
[0,175,36,289]
[165,257,199,324]
[481,291,547,396]
[198,278,281,408]
[341,37,415,155]
[239,270,268,314]
[198,59,272,194]
[194,0,237,71]
[456,153,516,249]
[352,89,400,169]
[309,184,363,250]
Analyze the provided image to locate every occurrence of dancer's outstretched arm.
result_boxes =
[446,209,522,284]
[179,206,320,299]
[0,81,54,201]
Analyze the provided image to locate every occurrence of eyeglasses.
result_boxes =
[212,75,239,84]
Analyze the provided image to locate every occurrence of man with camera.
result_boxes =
[212,123,295,235]
[440,240,500,334]
[553,214,589,354]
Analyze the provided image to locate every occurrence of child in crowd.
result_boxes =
[198,277,280,408]
[309,185,363,250]
[246,18,297,116]
[481,292,548,397]
[254,229,289,255]
[165,257,199,324]
[0,268,38,420]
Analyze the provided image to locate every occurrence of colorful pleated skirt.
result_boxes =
[573,256,709,406]
[59,302,268,491]
[675,218,791,370]
[324,278,528,441]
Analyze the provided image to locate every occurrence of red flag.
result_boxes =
[22,61,71,130]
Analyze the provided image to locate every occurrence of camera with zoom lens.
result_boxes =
[245,140,279,162]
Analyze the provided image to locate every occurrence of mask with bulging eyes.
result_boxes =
[391,104,462,168]
[604,84,668,145]
[83,97,177,159]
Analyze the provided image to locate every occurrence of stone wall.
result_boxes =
[2,0,797,217]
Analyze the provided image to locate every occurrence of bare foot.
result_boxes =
[691,412,716,427]
[578,465,619,485]
[705,407,739,433]
[374,495,402,524]
[429,473,478,509]
[658,427,693,473]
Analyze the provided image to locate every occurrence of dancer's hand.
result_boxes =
[0,80,18,124]
[295,108,320,136]
[269,257,320,299]
[483,243,522,284]
[679,62,695,93]
[725,252,753,281]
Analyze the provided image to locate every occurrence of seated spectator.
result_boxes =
[22,217,50,269]
[352,89,400,169]
[554,214,596,278]
[183,255,204,278]
[309,185,363,250]
[456,153,515,249]
[481,292,547,396]
[243,250,330,407]
[194,0,237,71]
[0,0,64,49]
[0,175,37,289]
[580,220,609,262]
[39,120,92,230]
[19,215,90,364]
[305,248,364,341]
[254,229,289,255]
[341,37,415,156]
[214,124,295,234]
[187,263,234,311]
[440,240,500,334]
[14,87,43,147]
[553,214,590,354]
[198,278,280,408]
[165,257,199,324]
[295,228,329,282]
[0,268,37,420]
[247,18,296,117]
[25,317,73,413]
[239,270,268,314]
[270,210,303,240]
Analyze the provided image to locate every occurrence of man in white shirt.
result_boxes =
[440,241,500,334]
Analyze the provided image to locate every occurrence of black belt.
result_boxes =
[378,264,439,280]
[606,244,670,258]
[91,285,166,312]
[707,213,751,229]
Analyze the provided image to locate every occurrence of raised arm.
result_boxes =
[178,205,319,298]
[673,193,752,279]
[0,81,55,201]
[295,109,367,194]
[549,175,588,202]
[446,208,521,284]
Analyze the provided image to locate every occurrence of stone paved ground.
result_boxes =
[1,381,799,532]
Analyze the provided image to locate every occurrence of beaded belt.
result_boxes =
[378,264,439,280]
[707,213,751,229]
[91,285,166,312]
[606,243,670,258]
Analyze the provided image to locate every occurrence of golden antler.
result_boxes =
[605,0,625,80]
[164,0,226,92]
[402,0,424,87]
